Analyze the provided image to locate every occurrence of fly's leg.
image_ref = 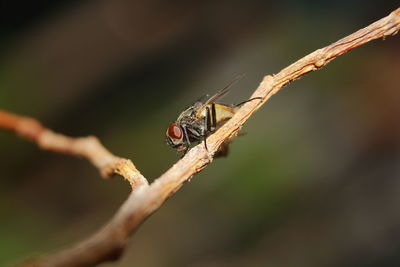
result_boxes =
[206,106,212,131]
[202,104,219,152]
[211,103,217,129]
[234,97,263,107]
[182,125,191,154]
[203,107,212,151]
[187,127,202,139]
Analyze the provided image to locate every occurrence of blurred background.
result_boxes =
[1,1,399,266]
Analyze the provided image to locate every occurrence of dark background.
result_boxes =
[1,1,399,266]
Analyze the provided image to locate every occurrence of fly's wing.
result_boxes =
[195,74,244,117]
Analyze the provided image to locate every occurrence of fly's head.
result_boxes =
[166,123,187,153]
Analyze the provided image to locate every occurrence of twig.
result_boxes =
[10,7,400,267]
[0,110,148,188]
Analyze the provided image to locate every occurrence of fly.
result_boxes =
[165,77,261,155]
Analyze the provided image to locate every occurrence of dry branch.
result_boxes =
[2,7,398,267]
[0,110,148,188]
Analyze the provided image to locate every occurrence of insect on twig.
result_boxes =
[165,76,262,155]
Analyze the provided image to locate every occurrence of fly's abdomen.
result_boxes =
[213,104,236,125]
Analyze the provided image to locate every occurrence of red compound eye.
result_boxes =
[167,123,183,140]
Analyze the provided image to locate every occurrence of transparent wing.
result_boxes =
[195,74,244,116]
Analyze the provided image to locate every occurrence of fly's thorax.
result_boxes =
[177,103,199,123]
